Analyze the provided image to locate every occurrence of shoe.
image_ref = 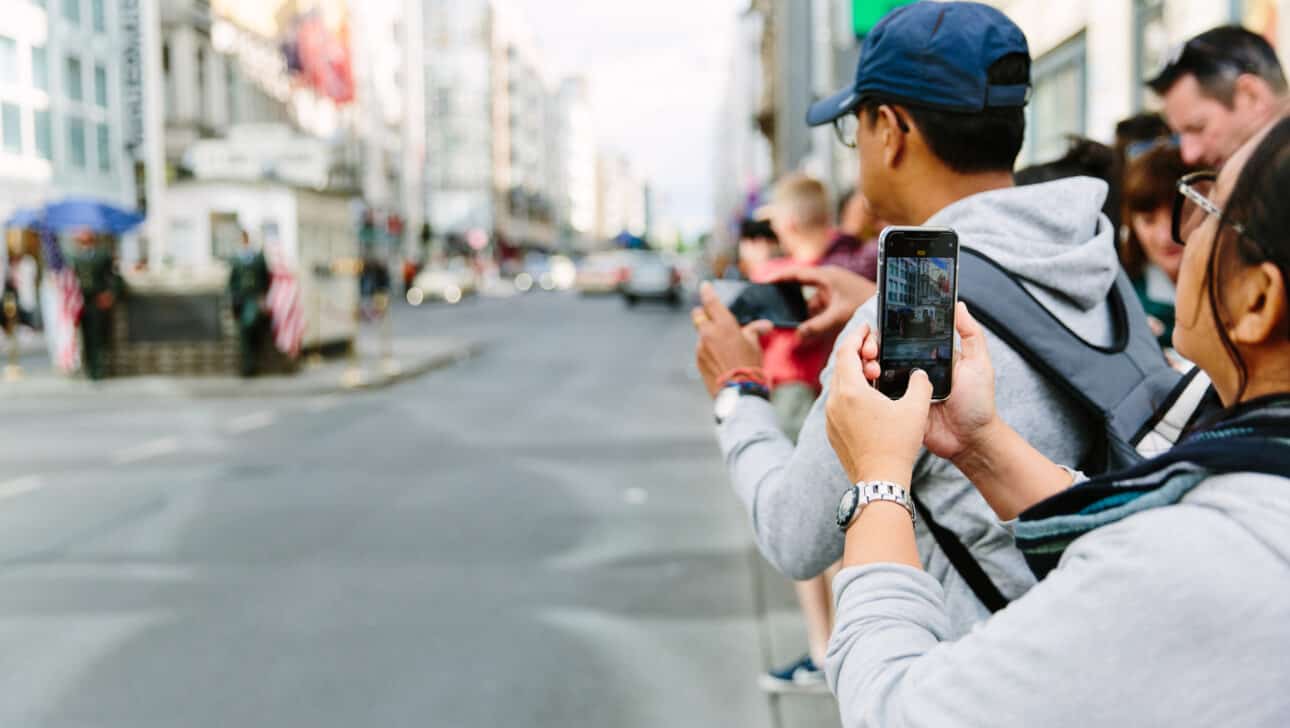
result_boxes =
[759,654,829,694]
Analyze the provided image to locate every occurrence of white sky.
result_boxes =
[506,0,745,237]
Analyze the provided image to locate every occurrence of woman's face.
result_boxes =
[1172,144,1254,403]
[1131,206,1185,282]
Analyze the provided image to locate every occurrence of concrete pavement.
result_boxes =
[0,292,838,728]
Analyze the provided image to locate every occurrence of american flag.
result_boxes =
[265,245,305,358]
[41,231,83,372]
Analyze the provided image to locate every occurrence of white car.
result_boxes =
[620,250,683,307]
[407,262,477,305]
[575,253,628,295]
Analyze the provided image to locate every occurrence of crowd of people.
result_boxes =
[695,2,1290,725]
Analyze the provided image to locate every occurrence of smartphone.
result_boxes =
[876,226,959,401]
[728,282,809,329]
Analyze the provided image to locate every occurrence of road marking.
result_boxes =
[227,410,276,434]
[113,436,179,465]
[0,475,43,500]
[623,488,649,505]
[306,397,339,414]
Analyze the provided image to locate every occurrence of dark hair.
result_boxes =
[1014,136,1113,186]
[837,187,857,223]
[859,53,1030,174]
[1147,26,1288,105]
[1198,117,1290,400]
[1119,144,1194,278]
[739,218,777,242]
[1109,113,1174,233]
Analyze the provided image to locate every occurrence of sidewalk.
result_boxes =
[0,333,481,400]
[753,554,843,728]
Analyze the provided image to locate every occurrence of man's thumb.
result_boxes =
[904,369,934,403]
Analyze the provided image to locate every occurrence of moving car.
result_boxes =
[407,260,477,305]
[575,253,627,295]
[620,250,683,307]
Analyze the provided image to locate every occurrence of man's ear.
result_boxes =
[878,105,907,169]
[1233,73,1277,114]
[1229,261,1288,345]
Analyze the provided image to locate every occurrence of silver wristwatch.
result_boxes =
[836,481,915,531]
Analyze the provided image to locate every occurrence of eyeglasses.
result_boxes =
[1172,170,1259,248]
[831,105,911,150]
[833,113,859,149]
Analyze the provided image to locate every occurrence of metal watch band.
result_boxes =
[853,480,915,527]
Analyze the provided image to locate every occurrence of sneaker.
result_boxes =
[758,654,829,694]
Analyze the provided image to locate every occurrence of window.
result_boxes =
[2,103,20,153]
[34,109,51,159]
[32,46,47,91]
[67,114,85,168]
[94,64,107,106]
[1133,0,1167,111]
[62,0,79,24]
[95,122,109,171]
[65,56,82,101]
[1023,33,1087,165]
[0,37,16,85]
[91,0,105,33]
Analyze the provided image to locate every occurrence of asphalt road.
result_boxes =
[0,291,831,727]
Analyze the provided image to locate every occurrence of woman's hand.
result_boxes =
[923,303,1002,461]
[826,325,933,486]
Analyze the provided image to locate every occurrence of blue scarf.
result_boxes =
[1015,395,1290,579]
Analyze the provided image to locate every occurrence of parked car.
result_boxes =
[620,250,683,307]
[575,252,627,295]
[407,260,477,305]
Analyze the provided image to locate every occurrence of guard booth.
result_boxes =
[160,180,360,358]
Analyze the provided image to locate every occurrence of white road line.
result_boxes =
[227,410,277,434]
[112,436,180,465]
[306,397,339,414]
[0,475,43,501]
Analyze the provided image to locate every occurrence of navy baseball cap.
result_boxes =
[806,1,1031,127]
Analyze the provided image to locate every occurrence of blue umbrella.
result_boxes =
[4,207,42,230]
[42,198,144,235]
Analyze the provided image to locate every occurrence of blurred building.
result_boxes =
[594,149,647,241]
[423,0,591,255]
[556,77,597,251]
[0,0,139,221]
[988,0,1286,165]
[711,0,861,253]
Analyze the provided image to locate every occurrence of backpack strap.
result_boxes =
[912,492,1009,613]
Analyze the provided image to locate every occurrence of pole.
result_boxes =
[141,0,167,271]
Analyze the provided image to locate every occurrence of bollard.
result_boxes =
[3,292,21,382]
[376,291,399,377]
[340,296,364,389]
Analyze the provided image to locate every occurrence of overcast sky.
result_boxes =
[506,0,745,237]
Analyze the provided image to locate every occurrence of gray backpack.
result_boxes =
[912,247,1217,612]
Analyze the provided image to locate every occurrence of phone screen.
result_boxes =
[877,228,958,400]
[729,282,808,329]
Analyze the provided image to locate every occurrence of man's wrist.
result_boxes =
[854,458,914,490]
[950,416,1012,482]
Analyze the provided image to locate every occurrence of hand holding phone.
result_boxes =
[721,281,810,329]
[876,227,959,401]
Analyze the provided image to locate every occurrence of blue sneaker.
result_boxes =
[759,654,828,694]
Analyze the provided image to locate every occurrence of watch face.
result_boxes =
[714,386,741,422]
[836,486,859,529]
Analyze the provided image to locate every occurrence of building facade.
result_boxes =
[0,0,138,221]
[989,0,1287,165]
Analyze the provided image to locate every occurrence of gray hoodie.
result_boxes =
[717,177,1119,633]
[825,471,1290,727]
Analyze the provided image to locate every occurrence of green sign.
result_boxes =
[853,0,917,37]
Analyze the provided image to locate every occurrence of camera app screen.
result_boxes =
[880,254,955,398]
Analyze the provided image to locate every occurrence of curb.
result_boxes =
[0,340,483,400]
